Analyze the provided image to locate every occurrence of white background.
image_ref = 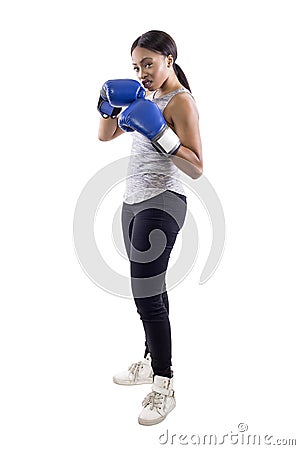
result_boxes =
[1,0,299,449]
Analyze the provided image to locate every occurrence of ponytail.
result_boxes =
[174,63,191,92]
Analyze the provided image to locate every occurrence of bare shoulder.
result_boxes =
[164,91,199,126]
[170,91,198,113]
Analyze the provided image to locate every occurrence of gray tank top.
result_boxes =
[123,87,193,204]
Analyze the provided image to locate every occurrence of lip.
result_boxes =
[142,80,152,89]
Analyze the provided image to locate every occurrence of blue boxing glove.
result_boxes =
[118,99,181,156]
[97,95,121,119]
[97,79,146,119]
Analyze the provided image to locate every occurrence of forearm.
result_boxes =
[171,145,203,179]
[98,117,123,141]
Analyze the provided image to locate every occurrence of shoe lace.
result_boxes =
[128,361,144,383]
[142,391,164,410]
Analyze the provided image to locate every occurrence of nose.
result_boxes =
[139,68,148,81]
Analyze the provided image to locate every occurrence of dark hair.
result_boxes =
[131,30,191,92]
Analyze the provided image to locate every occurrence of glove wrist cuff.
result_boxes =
[151,126,181,156]
[97,98,122,119]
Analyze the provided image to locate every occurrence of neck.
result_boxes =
[155,73,182,98]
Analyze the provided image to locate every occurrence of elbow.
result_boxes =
[191,169,203,180]
[189,148,203,179]
[98,134,110,142]
[191,162,203,180]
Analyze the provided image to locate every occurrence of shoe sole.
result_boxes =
[138,402,176,426]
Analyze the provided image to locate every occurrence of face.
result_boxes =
[131,47,172,91]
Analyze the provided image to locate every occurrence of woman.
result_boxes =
[98,30,203,426]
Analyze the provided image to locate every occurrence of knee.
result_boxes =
[135,297,168,321]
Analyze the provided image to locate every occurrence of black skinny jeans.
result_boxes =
[121,189,187,378]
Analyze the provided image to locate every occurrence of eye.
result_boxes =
[133,67,139,72]
[145,63,152,68]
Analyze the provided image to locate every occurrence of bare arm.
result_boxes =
[165,93,203,179]
[98,116,125,141]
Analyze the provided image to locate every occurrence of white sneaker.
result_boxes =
[138,375,176,426]
[113,353,154,385]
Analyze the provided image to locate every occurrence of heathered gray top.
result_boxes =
[123,87,193,204]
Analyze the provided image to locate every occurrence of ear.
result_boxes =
[167,54,174,68]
